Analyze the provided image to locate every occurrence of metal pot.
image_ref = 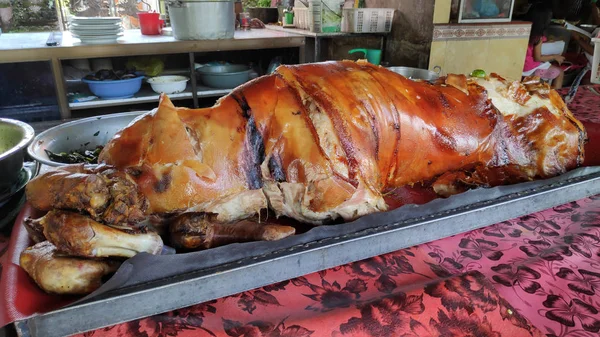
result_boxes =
[196,64,252,89]
[167,0,235,40]
[28,112,144,167]
[0,118,34,190]
[386,66,442,81]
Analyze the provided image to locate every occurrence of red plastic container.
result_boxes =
[138,11,164,35]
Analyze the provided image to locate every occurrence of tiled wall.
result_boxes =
[429,23,532,80]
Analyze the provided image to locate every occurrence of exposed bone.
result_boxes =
[170,213,295,250]
[41,210,163,258]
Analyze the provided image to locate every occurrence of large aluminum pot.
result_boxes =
[167,0,235,40]
[0,118,34,189]
[386,66,442,81]
[28,112,145,167]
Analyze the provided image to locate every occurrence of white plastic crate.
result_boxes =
[294,7,310,30]
[308,0,322,33]
[341,8,395,33]
[592,38,600,84]
[295,0,308,8]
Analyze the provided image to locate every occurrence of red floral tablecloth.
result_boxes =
[49,196,597,337]
[558,85,600,125]
[2,86,600,336]
[558,84,600,166]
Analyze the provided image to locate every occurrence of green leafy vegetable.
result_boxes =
[45,146,104,164]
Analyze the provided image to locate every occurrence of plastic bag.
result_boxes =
[126,56,165,77]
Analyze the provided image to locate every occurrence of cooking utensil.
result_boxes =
[167,0,235,40]
[0,118,35,190]
[82,76,144,99]
[196,64,252,88]
[147,75,189,94]
[386,66,441,81]
[27,112,145,167]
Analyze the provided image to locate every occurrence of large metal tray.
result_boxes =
[14,166,600,337]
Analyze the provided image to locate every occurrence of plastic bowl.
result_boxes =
[147,75,189,94]
[82,76,144,99]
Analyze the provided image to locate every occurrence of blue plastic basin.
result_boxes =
[82,76,144,99]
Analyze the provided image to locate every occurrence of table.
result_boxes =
[65,195,600,337]
[5,196,599,337]
[557,84,600,166]
[3,85,600,337]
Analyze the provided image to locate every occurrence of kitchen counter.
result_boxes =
[0,29,306,63]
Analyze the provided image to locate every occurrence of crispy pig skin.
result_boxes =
[96,61,585,224]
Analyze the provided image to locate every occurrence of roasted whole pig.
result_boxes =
[21,61,586,294]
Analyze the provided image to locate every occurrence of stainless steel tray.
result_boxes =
[14,166,600,337]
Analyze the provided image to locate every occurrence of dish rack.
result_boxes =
[293,0,343,33]
[341,8,395,33]
[294,7,310,30]
[292,4,322,32]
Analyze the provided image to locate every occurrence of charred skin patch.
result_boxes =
[244,113,266,189]
[233,93,266,190]
[268,155,286,182]
[154,173,172,193]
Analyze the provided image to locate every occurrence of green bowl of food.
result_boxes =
[0,118,35,190]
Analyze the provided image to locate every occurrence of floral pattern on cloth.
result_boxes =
[557,85,600,124]
[19,195,593,337]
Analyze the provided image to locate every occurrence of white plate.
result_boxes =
[71,29,123,36]
[74,34,122,41]
[70,23,121,30]
[71,18,122,25]
[77,37,121,45]
[71,16,121,22]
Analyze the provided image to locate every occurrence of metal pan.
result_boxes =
[386,66,441,81]
[27,111,146,167]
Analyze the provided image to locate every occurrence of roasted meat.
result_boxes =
[40,210,163,258]
[170,213,296,250]
[95,61,584,224]
[25,164,148,225]
[21,61,586,294]
[20,241,120,295]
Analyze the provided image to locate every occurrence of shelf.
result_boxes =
[69,84,231,110]
[265,25,389,37]
[196,85,233,98]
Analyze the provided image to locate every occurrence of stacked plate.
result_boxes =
[69,17,123,45]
